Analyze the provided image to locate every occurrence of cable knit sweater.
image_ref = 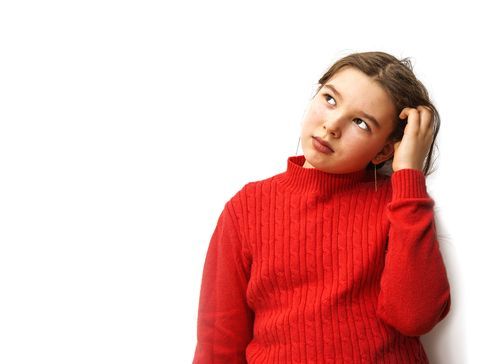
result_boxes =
[193,155,451,364]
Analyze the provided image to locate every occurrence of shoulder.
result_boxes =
[225,170,285,212]
[242,171,284,194]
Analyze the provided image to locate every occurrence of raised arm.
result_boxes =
[193,200,254,363]
[376,169,451,336]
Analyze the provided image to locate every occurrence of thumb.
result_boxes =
[393,141,401,153]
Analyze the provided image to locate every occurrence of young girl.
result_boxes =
[192,51,451,363]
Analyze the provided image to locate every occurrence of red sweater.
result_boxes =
[193,155,451,363]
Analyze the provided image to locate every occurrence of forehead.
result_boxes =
[321,67,396,128]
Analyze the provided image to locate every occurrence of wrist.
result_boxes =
[392,162,423,172]
[391,169,428,199]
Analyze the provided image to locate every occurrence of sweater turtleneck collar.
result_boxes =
[276,155,370,194]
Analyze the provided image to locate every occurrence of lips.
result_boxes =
[313,136,334,152]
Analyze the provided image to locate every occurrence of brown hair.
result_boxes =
[314,51,440,176]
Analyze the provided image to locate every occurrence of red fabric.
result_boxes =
[193,155,451,364]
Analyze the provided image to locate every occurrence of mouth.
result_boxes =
[312,136,334,153]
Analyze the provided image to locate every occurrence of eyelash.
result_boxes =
[323,94,371,132]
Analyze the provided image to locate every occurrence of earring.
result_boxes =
[295,136,301,155]
[374,163,378,192]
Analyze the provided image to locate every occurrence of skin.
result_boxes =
[393,106,434,172]
[300,67,434,174]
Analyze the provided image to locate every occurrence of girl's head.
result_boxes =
[300,51,440,176]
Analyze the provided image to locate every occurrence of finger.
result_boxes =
[415,107,435,151]
[399,107,413,119]
[399,107,419,122]
[417,106,434,133]
[400,108,420,134]
[420,106,436,138]
[417,105,432,113]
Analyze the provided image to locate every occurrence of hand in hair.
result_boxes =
[392,106,434,172]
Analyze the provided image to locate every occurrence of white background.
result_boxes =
[0,1,498,363]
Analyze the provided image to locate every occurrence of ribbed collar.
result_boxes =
[275,155,370,194]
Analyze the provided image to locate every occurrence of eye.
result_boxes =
[324,94,336,105]
[323,93,371,132]
[353,118,370,131]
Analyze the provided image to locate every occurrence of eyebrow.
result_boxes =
[323,84,381,129]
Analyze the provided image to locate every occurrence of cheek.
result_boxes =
[363,140,388,159]
[301,107,321,132]
[343,132,381,157]
[307,99,325,118]
[300,123,314,140]
[304,105,324,127]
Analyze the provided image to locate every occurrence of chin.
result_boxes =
[303,155,332,172]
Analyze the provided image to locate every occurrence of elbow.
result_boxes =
[376,307,429,337]
[377,296,451,337]
[390,317,437,337]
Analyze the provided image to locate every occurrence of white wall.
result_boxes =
[1,1,497,363]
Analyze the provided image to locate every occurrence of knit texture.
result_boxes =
[193,155,451,364]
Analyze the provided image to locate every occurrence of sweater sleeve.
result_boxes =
[193,199,254,363]
[376,169,451,337]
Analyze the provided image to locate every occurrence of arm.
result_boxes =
[376,168,451,337]
[193,200,254,363]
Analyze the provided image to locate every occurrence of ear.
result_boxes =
[371,141,394,165]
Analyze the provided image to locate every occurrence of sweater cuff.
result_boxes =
[391,168,428,200]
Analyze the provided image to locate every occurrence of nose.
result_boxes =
[323,115,344,138]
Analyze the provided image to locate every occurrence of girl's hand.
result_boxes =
[392,106,434,172]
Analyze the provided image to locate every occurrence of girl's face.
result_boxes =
[300,67,397,174]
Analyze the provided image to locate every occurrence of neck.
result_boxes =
[275,155,370,195]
